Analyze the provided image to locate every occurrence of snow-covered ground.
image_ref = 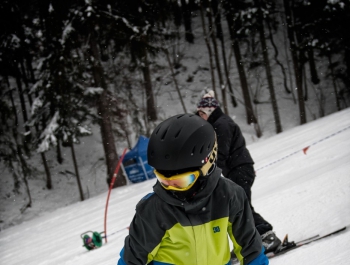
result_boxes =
[1,108,349,264]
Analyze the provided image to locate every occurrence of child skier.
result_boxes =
[117,114,268,265]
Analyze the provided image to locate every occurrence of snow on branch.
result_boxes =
[37,111,59,153]
[31,97,43,115]
[84,87,104,95]
[61,22,74,45]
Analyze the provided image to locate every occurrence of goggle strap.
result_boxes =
[201,162,210,176]
[198,169,204,177]
[200,140,217,176]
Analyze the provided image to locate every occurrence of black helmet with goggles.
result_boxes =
[148,114,217,191]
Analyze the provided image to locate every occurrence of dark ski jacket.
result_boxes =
[117,167,267,265]
[207,107,254,177]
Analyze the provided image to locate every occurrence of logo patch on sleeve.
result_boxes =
[213,226,220,233]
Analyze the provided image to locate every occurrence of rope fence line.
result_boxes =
[255,125,350,174]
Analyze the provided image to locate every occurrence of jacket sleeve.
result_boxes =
[247,248,268,265]
[228,182,268,265]
[117,248,127,265]
[117,214,150,264]
[117,194,165,265]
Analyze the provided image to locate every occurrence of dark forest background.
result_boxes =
[1,0,349,213]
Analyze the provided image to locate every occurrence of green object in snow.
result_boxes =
[81,231,104,250]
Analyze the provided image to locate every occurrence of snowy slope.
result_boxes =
[1,108,349,265]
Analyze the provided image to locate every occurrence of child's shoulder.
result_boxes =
[141,192,155,201]
[135,192,157,211]
[217,176,246,197]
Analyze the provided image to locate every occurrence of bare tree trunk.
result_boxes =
[14,66,31,137]
[265,11,290,94]
[19,59,32,106]
[220,38,237,108]
[140,38,157,121]
[308,48,320,85]
[5,76,21,191]
[89,25,126,187]
[211,0,237,108]
[56,140,63,164]
[328,54,341,111]
[283,0,307,124]
[25,54,53,190]
[40,152,52,189]
[279,0,296,103]
[226,13,260,132]
[164,48,187,113]
[205,0,228,114]
[16,141,32,212]
[303,65,308,101]
[255,0,282,133]
[26,53,36,83]
[69,136,84,201]
[199,1,217,97]
[99,89,126,187]
[9,88,32,211]
[232,42,257,125]
[181,0,194,43]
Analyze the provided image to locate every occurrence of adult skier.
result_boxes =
[117,114,268,265]
[196,90,281,254]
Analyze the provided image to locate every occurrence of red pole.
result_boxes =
[104,148,127,243]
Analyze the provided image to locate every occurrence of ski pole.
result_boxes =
[104,148,127,243]
[103,226,130,239]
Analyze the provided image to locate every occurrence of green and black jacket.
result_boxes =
[118,168,265,265]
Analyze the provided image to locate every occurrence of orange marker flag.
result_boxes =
[303,146,310,155]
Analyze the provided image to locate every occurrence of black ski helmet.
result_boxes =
[147,113,216,173]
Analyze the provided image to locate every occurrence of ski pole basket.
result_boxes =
[81,231,105,250]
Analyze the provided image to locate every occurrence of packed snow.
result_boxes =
[0,108,349,265]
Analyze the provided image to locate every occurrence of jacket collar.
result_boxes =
[207,107,224,124]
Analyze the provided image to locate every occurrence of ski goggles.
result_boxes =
[154,140,218,191]
[154,170,201,191]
